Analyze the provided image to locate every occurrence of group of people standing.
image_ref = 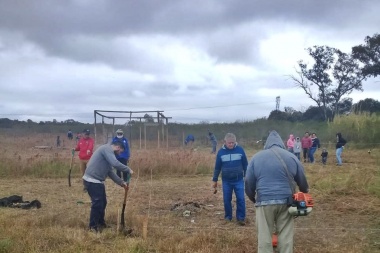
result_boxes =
[286,131,347,166]
[286,132,320,163]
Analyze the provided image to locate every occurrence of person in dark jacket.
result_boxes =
[56,135,61,147]
[245,130,309,253]
[212,133,248,225]
[67,129,73,140]
[336,133,347,166]
[112,129,130,181]
[208,131,218,154]
[321,148,328,165]
[308,133,320,163]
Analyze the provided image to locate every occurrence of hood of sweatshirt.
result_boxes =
[264,130,286,150]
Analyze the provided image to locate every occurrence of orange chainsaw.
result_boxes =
[288,192,314,216]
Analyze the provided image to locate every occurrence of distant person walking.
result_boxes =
[245,130,309,253]
[286,134,295,153]
[56,135,61,147]
[336,133,347,166]
[212,133,248,225]
[112,129,130,182]
[293,137,302,160]
[208,130,217,154]
[308,133,320,163]
[67,129,73,140]
[301,132,312,162]
[83,140,133,233]
[73,129,95,176]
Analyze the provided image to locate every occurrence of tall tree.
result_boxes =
[329,49,364,115]
[290,46,334,121]
[290,46,365,120]
[352,33,380,77]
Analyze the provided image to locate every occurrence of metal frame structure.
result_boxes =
[93,110,172,149]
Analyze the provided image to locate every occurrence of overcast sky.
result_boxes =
[0,0,379,124]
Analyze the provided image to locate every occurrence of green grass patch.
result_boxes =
[0,239,12,253]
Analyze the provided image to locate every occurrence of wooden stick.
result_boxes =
[142,216,148,239]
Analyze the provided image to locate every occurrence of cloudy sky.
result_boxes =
[0,0,379,124]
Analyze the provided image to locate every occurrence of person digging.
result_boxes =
[82,140,133,233]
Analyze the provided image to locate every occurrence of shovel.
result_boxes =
[120,174,133,235]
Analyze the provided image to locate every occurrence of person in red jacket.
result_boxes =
[73,129,95,176]
[301,132,312,163]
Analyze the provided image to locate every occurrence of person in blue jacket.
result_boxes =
[184,134,195,147]
[212,133,248,225]
[112,129,131,182]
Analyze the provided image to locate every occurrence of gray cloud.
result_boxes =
[0,0,379,123]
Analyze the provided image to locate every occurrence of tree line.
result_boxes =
[268,98,380,122]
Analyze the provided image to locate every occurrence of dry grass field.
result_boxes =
[0,133,379,253]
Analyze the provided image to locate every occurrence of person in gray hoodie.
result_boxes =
[293,137,302,160]
[245,130,309,253]
[83,140,133,232]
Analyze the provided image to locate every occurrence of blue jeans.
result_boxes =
[336,147,343,165]
[294,152,300,160]
[222,179,246,221]
[84,181,107,230]
[309,147,317,163]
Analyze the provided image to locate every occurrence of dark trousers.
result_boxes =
[84,181,107,230]
[302,148,309,161]
[116,158,129,181]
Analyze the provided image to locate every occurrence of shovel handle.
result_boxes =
[123,186,129,204]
